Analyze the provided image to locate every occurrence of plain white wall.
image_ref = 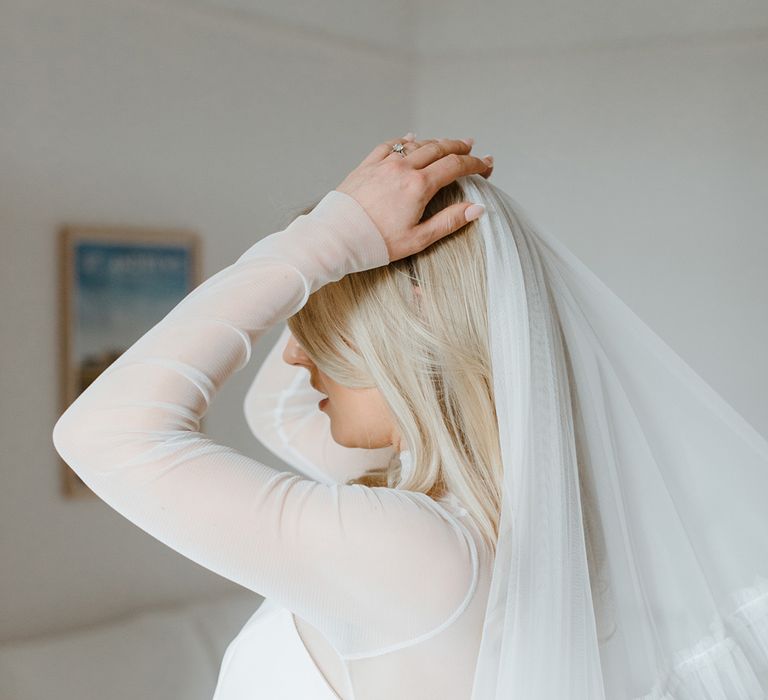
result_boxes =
[1,0,766,644]
[0,0,413,642]
[413,27,768,435]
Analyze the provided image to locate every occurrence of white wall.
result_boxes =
[413,29,768,434]
[0,0,412,642]
[2,0,766,644]
[415,0,768,55]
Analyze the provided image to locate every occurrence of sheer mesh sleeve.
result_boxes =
[51,190,476,657]
[243,324,397,485]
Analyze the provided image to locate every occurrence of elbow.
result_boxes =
[51,407,110,494]
[51,401,99,468]
[51,407,80,464]
[52,401,169,480]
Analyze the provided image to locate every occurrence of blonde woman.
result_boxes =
[53,135,497,700]
[53,132,768,698]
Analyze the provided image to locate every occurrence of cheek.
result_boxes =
[326,388,391,430]
[321,386,395,449]
[323,389,357,416]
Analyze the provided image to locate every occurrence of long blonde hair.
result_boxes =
[286,180,502,556]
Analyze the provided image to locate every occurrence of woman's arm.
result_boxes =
[243,324,397,485]
[52,189,474,656]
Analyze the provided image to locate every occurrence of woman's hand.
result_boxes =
[335,135,493,263]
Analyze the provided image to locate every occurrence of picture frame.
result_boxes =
[57,224,202,499]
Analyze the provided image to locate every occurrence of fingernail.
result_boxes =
[403,132,415,140]
[482,154,494,164]
[465,204,485,222]
[462,137,475,147]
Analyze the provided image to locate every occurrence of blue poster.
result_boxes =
[73,241,194,392]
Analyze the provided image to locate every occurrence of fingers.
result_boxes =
[405,137,491,188]
[406,139,493,179]
[421,150,493,191]
[412,201,486,250]
[359,135,493,183]
[404,138,473,169]
[392,138,437,161]
[363,135,469,166]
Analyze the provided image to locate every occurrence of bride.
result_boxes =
[53,134,768,699]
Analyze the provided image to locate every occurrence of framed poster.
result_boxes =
[57,224,202,499]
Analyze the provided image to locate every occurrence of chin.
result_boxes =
[330,435,353,449]
[327,422,346,446]
[328,423,362,450]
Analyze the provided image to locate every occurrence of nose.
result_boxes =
[282,333,311,367]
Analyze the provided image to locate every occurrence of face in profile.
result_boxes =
[282,333,402,451]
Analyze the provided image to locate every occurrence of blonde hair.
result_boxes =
[286,180,502,556]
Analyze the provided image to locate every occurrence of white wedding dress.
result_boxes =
[212,324,490,699]
[52,190,491,700]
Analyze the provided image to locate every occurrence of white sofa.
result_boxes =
[0,591,260,700]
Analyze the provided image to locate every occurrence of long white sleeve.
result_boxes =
[51,190,476,657]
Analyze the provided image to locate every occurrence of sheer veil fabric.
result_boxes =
[459,174,768,699]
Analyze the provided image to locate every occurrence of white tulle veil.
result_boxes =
[457,173,768,699]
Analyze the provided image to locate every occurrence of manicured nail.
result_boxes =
[482,154,494,164]
[465,204,485,222]
[462,137,475,147]
[403,132,415,140]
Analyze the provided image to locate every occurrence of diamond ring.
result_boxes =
[391,142,407,158]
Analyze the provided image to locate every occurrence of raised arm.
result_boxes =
[53,136,492,653]
[243,323,397,485]
[51,182,476,656]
